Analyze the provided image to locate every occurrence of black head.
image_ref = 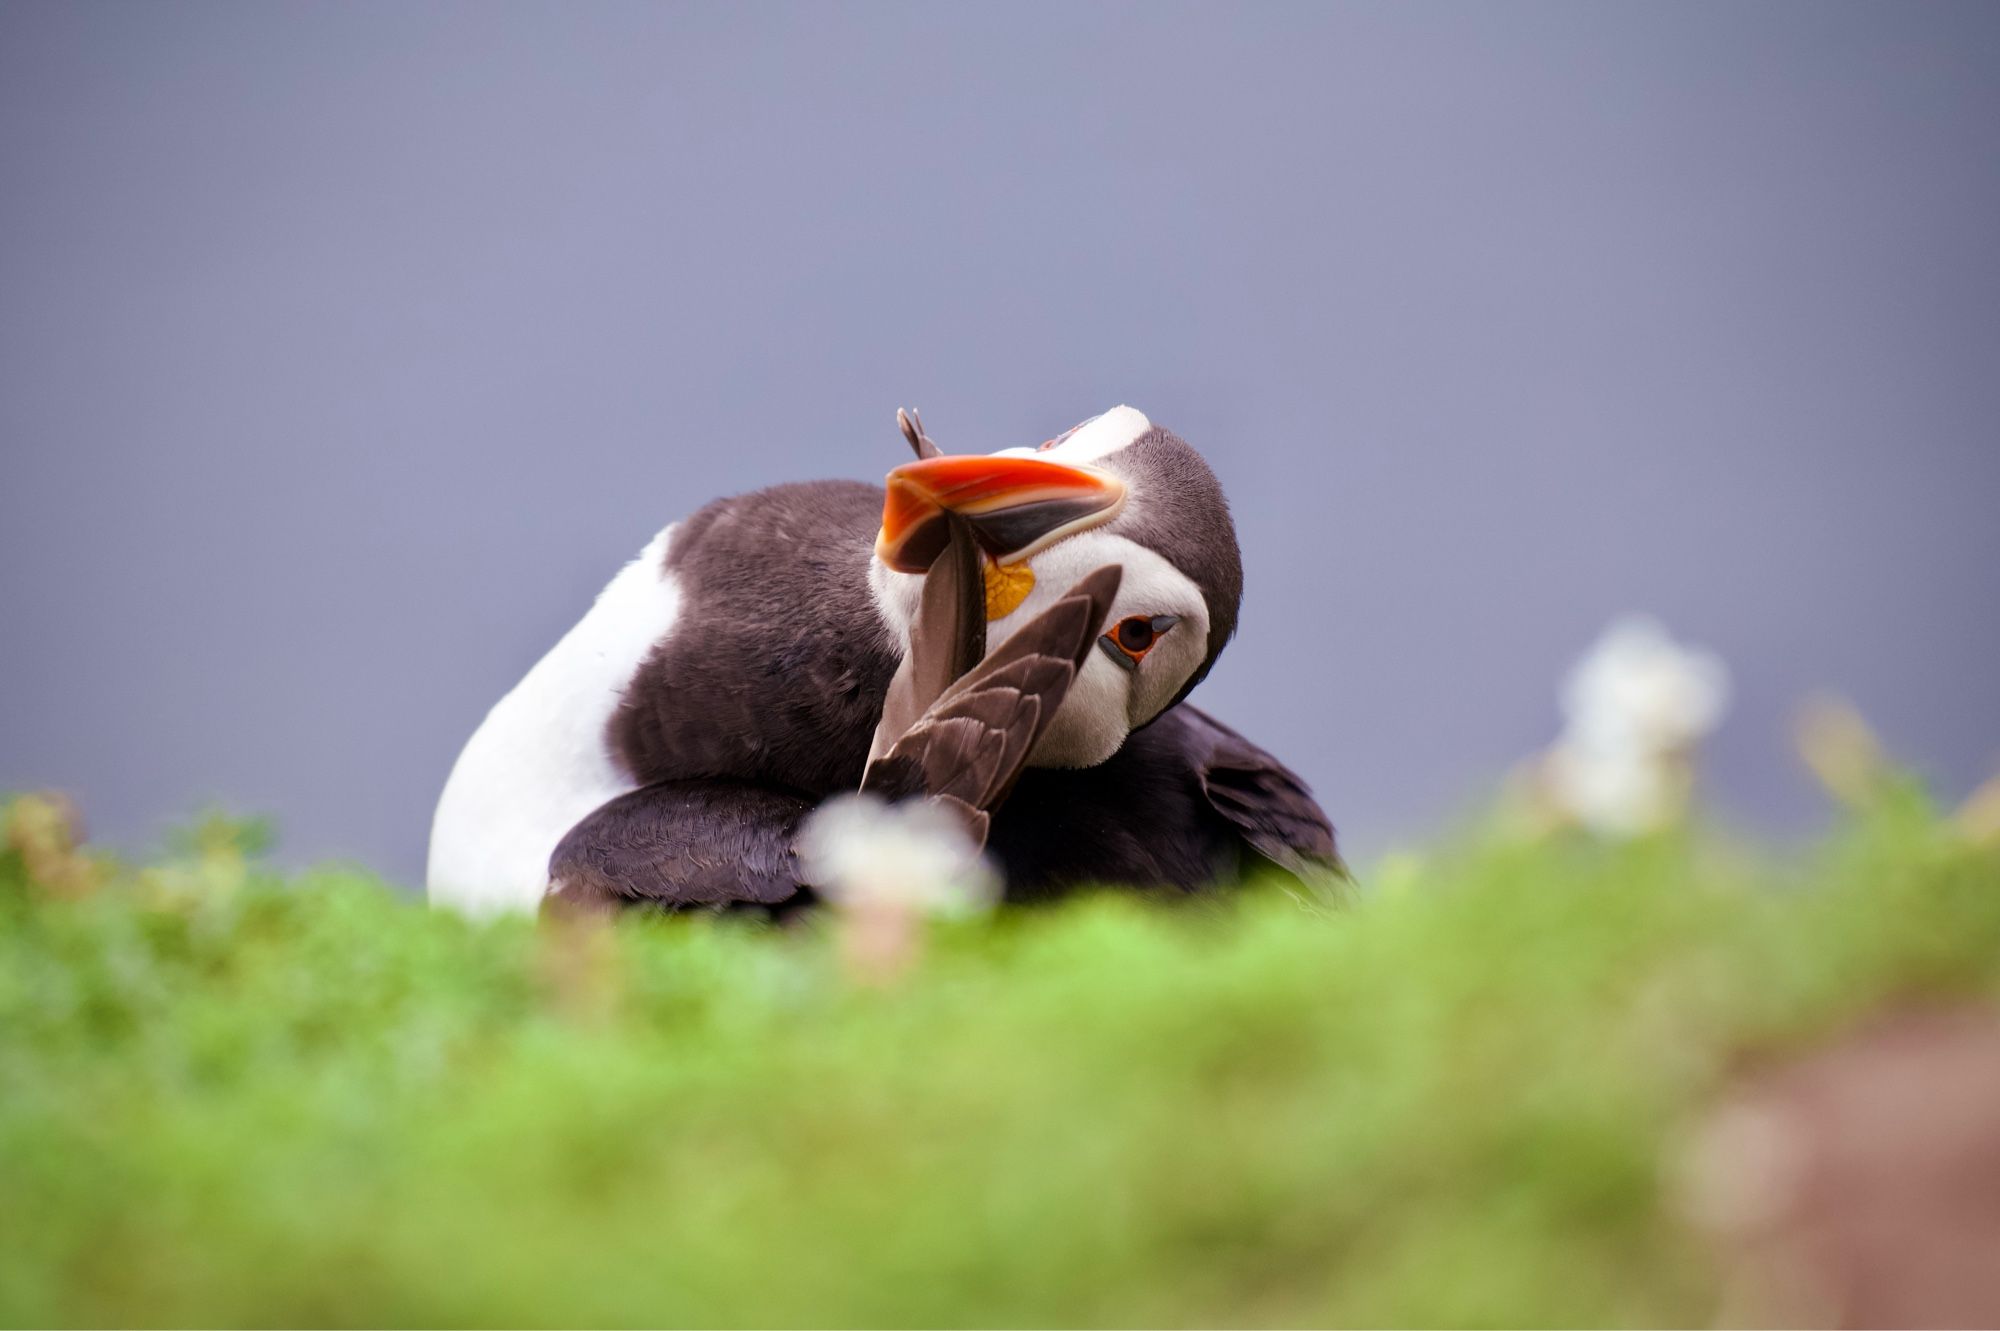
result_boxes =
[1100,426,1244,706]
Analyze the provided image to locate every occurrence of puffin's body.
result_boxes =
[428,407,1339,915]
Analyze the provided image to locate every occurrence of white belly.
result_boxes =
[427,525,681,915]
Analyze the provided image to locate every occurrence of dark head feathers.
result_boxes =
[1103,427,1244,706]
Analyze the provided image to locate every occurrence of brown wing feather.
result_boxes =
[863,565,1122,828]
[546,780,814,912]
[868,511,985,764]
[1178,704,1348,888]
[897,406,944,460]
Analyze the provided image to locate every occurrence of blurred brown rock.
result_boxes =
[1685,1007,2000,1328]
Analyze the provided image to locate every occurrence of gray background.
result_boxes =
[3,1,1997,879]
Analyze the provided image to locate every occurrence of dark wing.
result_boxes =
[1175,704,1347,888]
[867,510,985,765]
[546,780,814,914]
[863,564,1122,840]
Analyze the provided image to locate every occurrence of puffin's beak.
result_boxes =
[875,454,1127,573]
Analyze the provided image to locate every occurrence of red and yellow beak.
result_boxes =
[875,454,1127,574]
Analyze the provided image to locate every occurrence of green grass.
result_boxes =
[3,793,1998,1327]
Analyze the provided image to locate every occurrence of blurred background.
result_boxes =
[2,0,1996,879]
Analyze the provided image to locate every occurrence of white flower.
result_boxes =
[1560,616,1731,755]
[1545,616,1731,836]
[796,794,999,918]
[1546,740,1686,837]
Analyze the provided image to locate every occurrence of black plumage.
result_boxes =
[990,705,1344,901]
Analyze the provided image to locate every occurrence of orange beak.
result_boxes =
[875,454,1128,574]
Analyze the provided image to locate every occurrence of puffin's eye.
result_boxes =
[1117,617,1156,652]
[1098,614,1180,671]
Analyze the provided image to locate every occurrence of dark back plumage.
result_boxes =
[609,480,898,796]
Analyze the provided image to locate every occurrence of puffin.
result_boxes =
[427,406,1342,915]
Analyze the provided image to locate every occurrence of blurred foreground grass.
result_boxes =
[4,793,1999,1327]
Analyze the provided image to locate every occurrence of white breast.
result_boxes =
[426,526,682,915]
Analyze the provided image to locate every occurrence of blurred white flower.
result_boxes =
[1561,616,1731,755]
[797,794,999,982]
[1544,616,1731,836]
[798,794,998,916]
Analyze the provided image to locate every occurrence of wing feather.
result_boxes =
[547,781,813,911]
[868,511,985,764]
[863,564,1122,830]
[1177,704,1348,887]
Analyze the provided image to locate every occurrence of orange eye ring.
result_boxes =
[1097,614,1180,672]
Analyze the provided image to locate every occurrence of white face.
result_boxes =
[870,406,1210,769]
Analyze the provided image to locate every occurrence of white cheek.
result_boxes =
[868,559,923,652]
[1027,654,1130,767]
[1126,626,1205,723]
[988,530,1207,767]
